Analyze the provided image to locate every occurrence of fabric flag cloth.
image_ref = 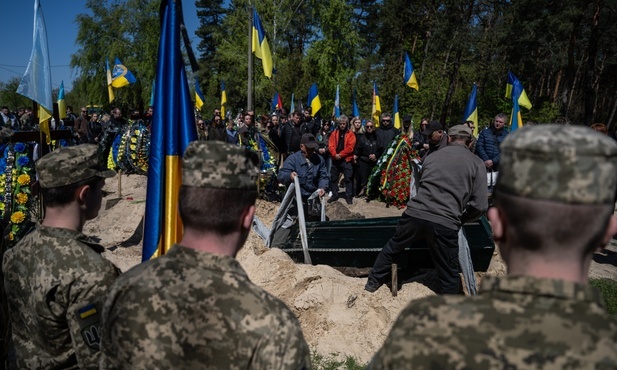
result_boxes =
[393,94,401,130]
[220,81,227,118]
[352,88,360,117]
[111,57,137,88]
[463,83,479,137]
[505,71,532,131]
[372,82,381,127]
[142,0,198,261]
[308,83,322,115]
[290,92,295,113]
[106,58,115,103]
[251,9,273,78]
[194,79,205,110]
[58,81,66,120]
[404,52,419,90]
[271,92,283,112]
[149,79,156,107]
[16,0,52,144]
[334,84,341,118]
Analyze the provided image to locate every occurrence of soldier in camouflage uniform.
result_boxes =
[2,144,118,369]
[368,125,617,369]
[99,141,311,370]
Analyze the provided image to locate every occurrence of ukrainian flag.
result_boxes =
[372,82,381,127]
[220,81,227,117]
[16,0,52,145]
[58,81,66,120]
[463,83,478,137]
[290,93,295,113]
[393,94,401,129]
[352,88,360,117]
[505,71,532,131]
[308,83,321,115]
[195,79,205,111]
[142,0,198,261]
[106,58,115,103]
[404,53,419,90]
[252,9,273,78]
[111,57,136,88]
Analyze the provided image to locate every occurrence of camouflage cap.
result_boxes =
[36,144,116,188]
[182,141,259,190]
[496,124,617,204]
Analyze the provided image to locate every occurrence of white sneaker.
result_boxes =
[328,191,332,197]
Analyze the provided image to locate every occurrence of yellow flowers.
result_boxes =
[16,193,28,205]
[10,211,26,224]
[17,174,31,186]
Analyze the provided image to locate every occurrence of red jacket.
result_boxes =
[329,129,356,162]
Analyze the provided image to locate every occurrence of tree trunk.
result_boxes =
[584,3,601,126]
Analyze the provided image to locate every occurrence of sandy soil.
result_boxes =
[86,173,617,365]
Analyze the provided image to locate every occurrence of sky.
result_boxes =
[0,0,200,91]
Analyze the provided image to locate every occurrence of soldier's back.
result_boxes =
[100,244,311,370]
[369,276,617,370]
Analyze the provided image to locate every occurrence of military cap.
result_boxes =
[182,140,259,190]
[421,121,443,136]
[36,144,115,188]
[496,124,617,204]
[448,124,472,137]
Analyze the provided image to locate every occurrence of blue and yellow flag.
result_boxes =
[251,9,273,78]
[111,57,136,88]
[58,81,66,120]
[290,93,295,113]
[142,0,198,261]
[372,82,381,126]
[404,53,419,90]
[505,71,532,131]
[463,83,478,137]
[195,79,205,110]
[393,94,401,129]
[307,83,321,115]
[16,0,52,144]
[352,88,360,117]
[334,85,341,118]
[106,58,115,103]
[220,81,227,117]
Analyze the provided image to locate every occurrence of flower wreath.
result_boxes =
[0,142,36,245]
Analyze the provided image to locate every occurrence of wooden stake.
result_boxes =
[391,263,398,297]
[117,169,122,197]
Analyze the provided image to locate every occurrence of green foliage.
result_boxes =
[590,278,617,316]
[312,352,366,370]
[0,78,32,110]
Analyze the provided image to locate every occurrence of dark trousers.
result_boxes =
[368,213,461,294]
[357,161,375,195]
[330,159,353,200]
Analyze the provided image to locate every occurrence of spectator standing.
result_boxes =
[413,117,430,157]
[420,121,447,161]
[74,107,90,143]
[3,145,118,369]
[328,115,356,205]
[366,125,487,294]
[375,112,400,158]
[99,141,311,369]
[476,113,509,171]
[368,124,617,370]
[356,120,379,197]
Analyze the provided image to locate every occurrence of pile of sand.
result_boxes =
[85,173,614,365]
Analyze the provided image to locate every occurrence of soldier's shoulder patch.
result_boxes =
[75,303,101,350]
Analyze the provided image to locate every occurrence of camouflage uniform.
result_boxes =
[2,145,118,369]
[369,125,617,369]
[100,141,311,370]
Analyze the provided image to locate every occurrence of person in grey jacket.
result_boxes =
[365,125,487,294]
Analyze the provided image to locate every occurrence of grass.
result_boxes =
[590,278,617,316]
[311,352,366,370]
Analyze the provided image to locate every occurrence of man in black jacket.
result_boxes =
[355,122,379,197]
[375,112,400,158]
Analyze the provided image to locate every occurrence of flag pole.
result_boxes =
[247,4,253,112]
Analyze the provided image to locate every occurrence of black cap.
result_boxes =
[421,121,443,136]
[403,115,412,122]
[301,133,319,149]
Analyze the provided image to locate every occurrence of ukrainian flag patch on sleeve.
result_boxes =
[78,303,97,319]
